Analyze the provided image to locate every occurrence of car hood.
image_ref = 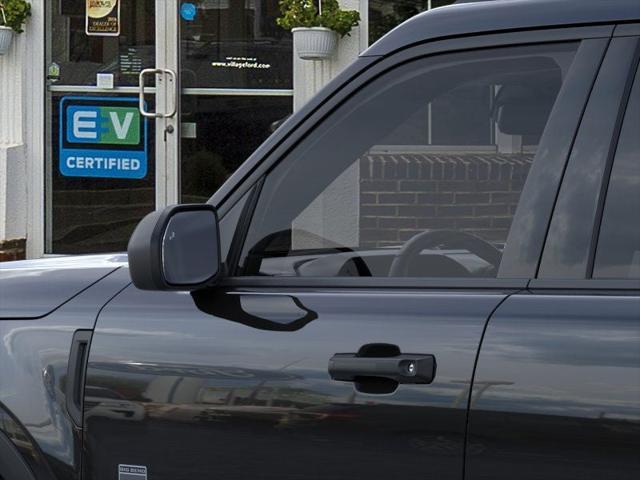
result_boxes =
[0,254,128,319]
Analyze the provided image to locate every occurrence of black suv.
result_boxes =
[1,1,639,479]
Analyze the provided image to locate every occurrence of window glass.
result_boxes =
[239,43,578,278]
[593,66,640,279]
[48,0,291,89]
[180,0,292,89]
[49,0,155,87]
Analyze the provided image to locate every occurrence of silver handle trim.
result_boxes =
[139,68,177,118]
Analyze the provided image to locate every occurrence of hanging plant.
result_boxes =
[277,0,361,60]
[0,0,31,55]
[0,0,31,33]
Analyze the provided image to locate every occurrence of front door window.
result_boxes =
[239,43,579,278]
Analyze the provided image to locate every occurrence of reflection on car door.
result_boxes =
[84,286,508,480]
[467,36,640,480]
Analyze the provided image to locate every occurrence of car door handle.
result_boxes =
[329,354,436,383]
[328,343,436,394]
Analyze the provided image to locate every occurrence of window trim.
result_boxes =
[221,276,529,290]
[217,27,615,290]
[588,56,640,279]
[528,278,640,292]
[537,36,640,282]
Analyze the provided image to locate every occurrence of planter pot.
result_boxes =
[292,27,338,61]
[0,26,14,55]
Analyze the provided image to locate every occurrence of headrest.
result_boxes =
[493,75,561,136]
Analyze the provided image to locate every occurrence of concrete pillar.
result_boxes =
[0,20,27,261]
[0,0,44,260]
[293,0,368,111]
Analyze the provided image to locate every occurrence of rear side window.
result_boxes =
[593,65,640,279]
[239,43,578,278]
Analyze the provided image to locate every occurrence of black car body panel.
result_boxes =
[0,255,126,319]
[468,293,640,479]
[0,266,131,480]
[83,284,515,480]
[364,0,640,57]
[1,1,639,479]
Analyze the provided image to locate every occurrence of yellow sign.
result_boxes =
[86,0,120,37]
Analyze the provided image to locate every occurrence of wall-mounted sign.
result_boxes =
[59,97,148,179]
[86,0,120,37]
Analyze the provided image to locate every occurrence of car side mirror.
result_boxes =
[127,204,221,291]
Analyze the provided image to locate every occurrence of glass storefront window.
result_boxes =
[46,1,293,254]
[181,95,293,203]
[48,93,156,254]
[49,1,155,86]
[179,1,293,203]
[181,1,292,89]
[369,0,456,45]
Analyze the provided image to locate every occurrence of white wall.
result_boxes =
[0,25,27,244]
[0,0,45,257]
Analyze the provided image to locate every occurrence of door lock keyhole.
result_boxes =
[164,124,175,141]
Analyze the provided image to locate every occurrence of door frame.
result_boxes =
[154,0,180,209]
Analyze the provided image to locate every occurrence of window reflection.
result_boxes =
[369,0,456,44]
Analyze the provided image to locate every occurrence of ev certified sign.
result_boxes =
[59,97,148,179]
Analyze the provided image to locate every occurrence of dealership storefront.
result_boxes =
[0,0,455,259]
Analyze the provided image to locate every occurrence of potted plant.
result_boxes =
[0,0,31,56]
[277,0,360,60]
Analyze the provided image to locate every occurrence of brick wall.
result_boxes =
[359,153,534,248]
[0,239,26,262]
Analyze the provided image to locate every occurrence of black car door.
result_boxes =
[467,32,640,480]
[83,31,606,480]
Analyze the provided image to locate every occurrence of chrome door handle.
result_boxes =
[138,68,177,118]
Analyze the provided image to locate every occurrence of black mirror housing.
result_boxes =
[127,204,221,291]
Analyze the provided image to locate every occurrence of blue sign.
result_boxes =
[59,97,148,179]
[180,3,197,21]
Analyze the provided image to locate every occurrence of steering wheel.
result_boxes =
[388,230,502,277]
